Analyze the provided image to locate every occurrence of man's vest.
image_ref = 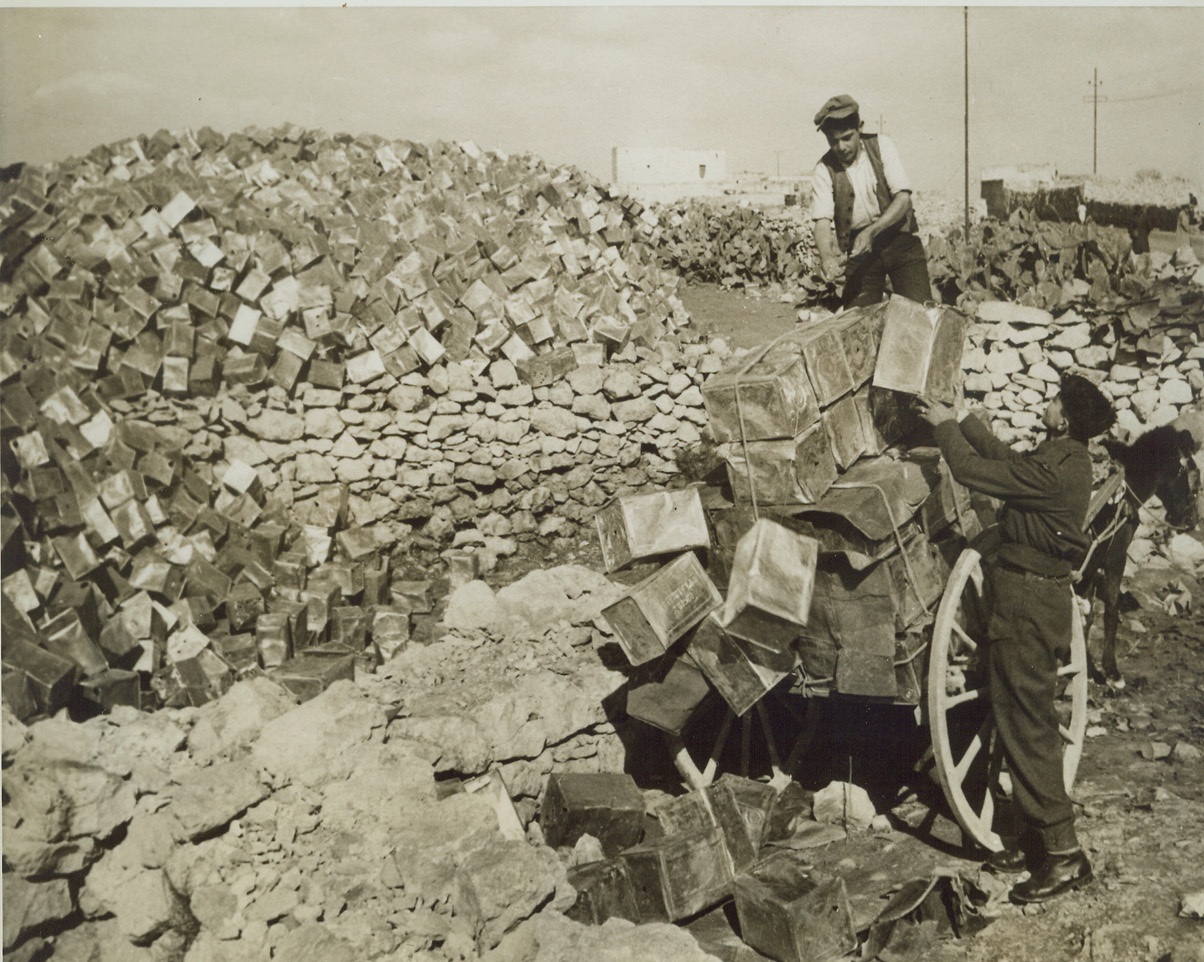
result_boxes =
[822,134,918,253]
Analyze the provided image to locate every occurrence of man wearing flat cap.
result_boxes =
[810,94,932,307]
[917,374,1115,905]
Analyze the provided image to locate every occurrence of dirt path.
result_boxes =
[677,282,800,350]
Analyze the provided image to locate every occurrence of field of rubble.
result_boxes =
[3,127,1203,962]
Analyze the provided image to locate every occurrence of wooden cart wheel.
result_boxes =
[666,691,823,793]
[927,533,1089,851]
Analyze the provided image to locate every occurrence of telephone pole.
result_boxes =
[1088,68,1103,174]
[964,6,970,238]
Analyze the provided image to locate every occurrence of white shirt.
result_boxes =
[810,134,911,229]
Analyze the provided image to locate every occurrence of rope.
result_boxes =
[830,478,931,617]
[735,381,759,521]
[728,329,809,523]
[945,461,973,537]
[1123,480,1203,580]
[893,640,929,667]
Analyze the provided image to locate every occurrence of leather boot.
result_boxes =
[1010,849,1093,903]
[983,844,1027,875]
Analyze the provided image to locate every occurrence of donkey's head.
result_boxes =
[1158,428,1201,531]
[1105,426,1200,531]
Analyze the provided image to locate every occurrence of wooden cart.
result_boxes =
[667,468,1125,853]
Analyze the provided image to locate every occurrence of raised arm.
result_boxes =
[958,410,1021,462]
[932,419,1061,509]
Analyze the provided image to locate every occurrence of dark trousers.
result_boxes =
[987,565,1080,854]
[843,230,932,309]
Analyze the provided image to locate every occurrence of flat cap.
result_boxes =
[814,94,860,128]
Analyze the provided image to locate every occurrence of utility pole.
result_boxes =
[964,6,970,239]
[1088,68,1103,174]
[879,113,884,135]
[774,150,783,177]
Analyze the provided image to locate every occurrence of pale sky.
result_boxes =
[1,5,1201,194]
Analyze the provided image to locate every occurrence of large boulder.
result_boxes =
[187,676,299,762]
[485,912,721,962]
[3,877,74,951]
[453,837,574,951]
[251,681,387,789]
[167,759,270,842]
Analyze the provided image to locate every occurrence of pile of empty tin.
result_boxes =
[595,295,980,743]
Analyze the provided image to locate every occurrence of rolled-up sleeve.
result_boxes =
[810,161,834,222]
[877,135,911,196]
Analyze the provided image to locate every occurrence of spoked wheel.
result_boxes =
[927,532,1089,851]
[666,689,823,792]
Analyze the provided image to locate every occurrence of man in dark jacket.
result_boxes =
[917,374,1115,904]
[1128,205,1152,256]
[810,94,932,308]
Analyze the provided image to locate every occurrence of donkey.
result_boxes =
[1077,424,1200,688]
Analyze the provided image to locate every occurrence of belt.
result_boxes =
[995,558,1072,585]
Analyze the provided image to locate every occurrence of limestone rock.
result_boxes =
[245,411,304,442]
[304,408,344,439]
[566,366,604,396]
[5,752,136,860]
[812,780,877,831]
[485,912,720,962]
[964,373,993,394]
[187,677,299,762]
[494,566,625,629]
[985,348,1023,375]
[251,681,386,788]
[53,919,159,962]
[319,740,437,837]
[571,394,611,420]
[491,359,520,388]
[3,705,28,764]
[602,370,640,400]
[389,792,501,907]
[3,877,73,950]
[1028,361,1059,383]
[272,923,359,962]
[442,580,504,631]
[221,434,268,467]
[454,837,572,950]
[80,847,185,946]
[1048,325,1092,351]
[1075,345,1112,368]
[611,397,658,423]
[1131,389,1161,421]
[977,301,1053,327]
[1162,378,1194,406]
[530,406,579,439]
[169,759,269,842]
[1167,533,1204,572]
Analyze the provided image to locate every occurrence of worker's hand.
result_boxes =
[818,254,844,284]
[915,396,957,426]
[850,229,875,260]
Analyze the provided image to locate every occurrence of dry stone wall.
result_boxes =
[962,280,1204,448]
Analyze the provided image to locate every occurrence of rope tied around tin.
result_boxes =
[828,477,931,619]
[729,329,800,522]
